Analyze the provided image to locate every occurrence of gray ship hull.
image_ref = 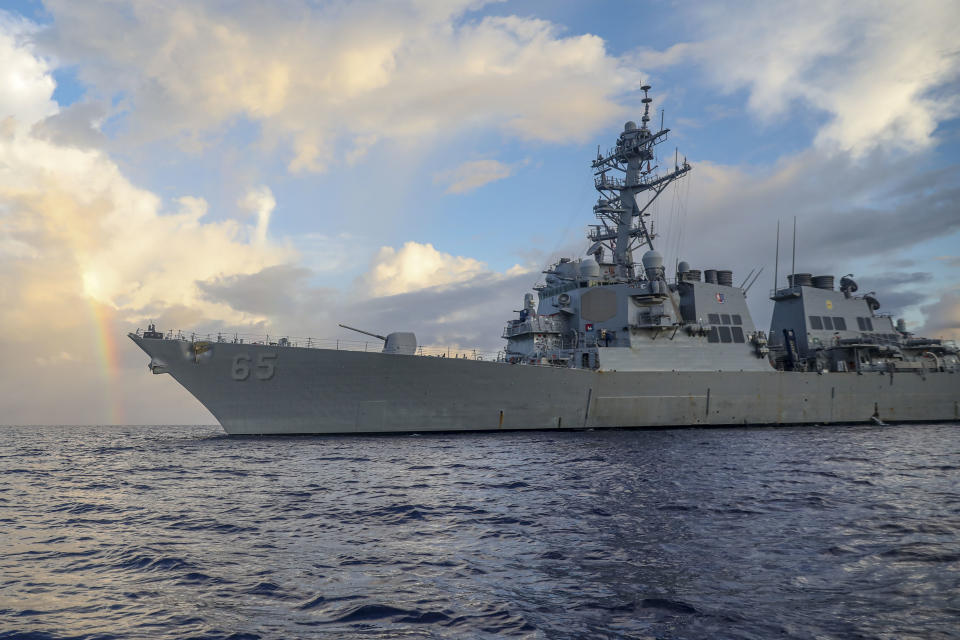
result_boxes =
[130,335,959,435]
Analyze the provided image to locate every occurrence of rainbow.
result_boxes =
[87,299,125,425]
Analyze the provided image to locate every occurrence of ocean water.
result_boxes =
[0,424,958,640]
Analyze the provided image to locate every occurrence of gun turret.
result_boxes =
[339,324,417,355]
[338,324,386,341]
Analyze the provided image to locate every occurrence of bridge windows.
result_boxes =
[732,314,742,325]
[721,313,731,325]
[810,315,823,330]
[822,316,834,330]
[708,313,720,325]
[731,326,745,343]
[718,326,732,343]
[833,317,847,330]
[707,327,720,343]
[856,317,874,331]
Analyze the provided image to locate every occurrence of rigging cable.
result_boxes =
[533,170,593,289]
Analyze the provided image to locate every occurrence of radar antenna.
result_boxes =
[589,84,691,280]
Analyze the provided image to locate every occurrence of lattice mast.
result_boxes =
[589,84,691,280]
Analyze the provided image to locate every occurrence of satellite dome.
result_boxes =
[642,250,664,280]
[624,121,637,131]
[580,256,600,278]
[641,250,663,270]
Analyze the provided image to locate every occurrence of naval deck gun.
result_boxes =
[339,324,418,355]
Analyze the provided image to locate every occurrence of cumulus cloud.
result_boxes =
[363,241,507,296]
[0,25,297,424]
[435,159,515,194]
[0,13,57,131]
[0,126,293,317]
[637,0,960,154]
[38,1,639,172]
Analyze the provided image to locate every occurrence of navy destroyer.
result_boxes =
[130,85,959,434]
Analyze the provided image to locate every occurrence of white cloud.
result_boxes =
[435,159,515,194]
[637,0,960,155]
[40,1,639,171]
[0,123,294,317]
[0,23,297,424]
[0,12,57,131]
[239,185,275,245]
[358,240,535,298]
[362,241,490,296]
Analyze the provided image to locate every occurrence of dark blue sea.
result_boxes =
[1,424,958,639]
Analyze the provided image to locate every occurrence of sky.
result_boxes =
[1,0,959,425]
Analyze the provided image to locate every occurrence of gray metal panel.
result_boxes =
[600,341,770,372]
[581,287,618,322]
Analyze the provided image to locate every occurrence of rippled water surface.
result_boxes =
[1,424,958,639]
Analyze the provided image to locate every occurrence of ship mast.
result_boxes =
[589,84,691,280]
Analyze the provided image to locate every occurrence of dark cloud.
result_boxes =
[30,101,107,149]
[678,152,960,274]
[653,151,960,328]
[851,272,932,316]
[341,272,533,352]
[885,258,917,269]
[858,272,933,288]
[198,264,319,316]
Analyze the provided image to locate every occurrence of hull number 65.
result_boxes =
[232,353,277,381]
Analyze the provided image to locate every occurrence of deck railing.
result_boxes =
[134,329,506,362]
